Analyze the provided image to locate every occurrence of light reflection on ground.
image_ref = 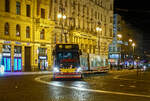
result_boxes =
[48,80,90,101]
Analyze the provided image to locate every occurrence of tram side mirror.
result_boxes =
[79,50,82,55]
[52,50,56,56]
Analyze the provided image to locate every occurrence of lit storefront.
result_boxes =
[38,48,48,70]
[2,45,11,72]
[14,46,22,71]
[108,53,120,65]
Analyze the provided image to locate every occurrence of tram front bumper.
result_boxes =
[53,72,82,79]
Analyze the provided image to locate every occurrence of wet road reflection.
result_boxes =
[35,73,150,101]
[48,80,91,101]
[1,73,150,101]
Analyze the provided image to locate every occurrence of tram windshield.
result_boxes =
[56,52,79,67]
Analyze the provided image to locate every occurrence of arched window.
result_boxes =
[40,29,45,39]
[26,26,30,38]
[16,24,20,36]
[5,22,9,35]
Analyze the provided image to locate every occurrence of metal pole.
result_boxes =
[61,20,63,43]
[133,46,134,68]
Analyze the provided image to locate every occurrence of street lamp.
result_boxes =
[117,34,122,69]
[57,14,67,43]
[96,27,102,55]
[117,34,122,40]
[132,43,135,68]
[132,42,138,76]
[129,39,133,43]
[57,14,62,19]
[96,27,102,32]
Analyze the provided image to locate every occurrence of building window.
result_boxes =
[26,26,30,38]
[16,24,20,36]
[26,5,30,17]
[4,23,9,35]
[38,48,47,56]
[41,8,45,18]
[16,1,21,15]
[110,28,113,37]
[40,29,45,39]
[5,0,10,12]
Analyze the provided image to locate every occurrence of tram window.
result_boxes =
[63,52,72,59]
[58,53,63,60]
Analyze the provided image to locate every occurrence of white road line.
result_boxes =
[35,75,150,98]
[119,85,124,87]
[113,74,150,83]
[129,85,136,88]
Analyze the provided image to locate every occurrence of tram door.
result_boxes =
[14,46,22,71]
[2,45,11,72]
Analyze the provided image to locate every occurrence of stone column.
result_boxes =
[11,45,14,72]
[22,46,25,72]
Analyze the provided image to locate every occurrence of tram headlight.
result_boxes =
[53,67,59,72]
[76,67,82,72]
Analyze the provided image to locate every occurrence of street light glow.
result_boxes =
[129,39,133,42]
[117,34,122,38]
[62,15,66,19]
[132,43,135,47]
[96,27,102,32]
[57,14,62,19]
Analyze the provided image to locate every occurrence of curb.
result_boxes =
[0,71,52,77]
[109,69,136,73]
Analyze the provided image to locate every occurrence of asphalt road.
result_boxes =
[0,71,150,101]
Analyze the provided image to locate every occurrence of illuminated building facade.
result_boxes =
[0,0,54,71]
[109,14,143,68]
[0,0,113,72]
[50,0,114,68]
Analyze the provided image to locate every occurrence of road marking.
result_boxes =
[35,75,150,98]
[119,85,124,87]
[113,75,150,82]
[129,85,136,88]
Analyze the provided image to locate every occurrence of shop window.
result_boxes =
[40,29,45,39]
[5,0,10,12]
[16,24,20,36]
[14,46,22,71]
[2,45,11,72]
[4,22,9,35]
[14,46,22,53]
[26,26,30,38]
[26,5,30,17]
[41,8,45,18]
[16,1,21,15]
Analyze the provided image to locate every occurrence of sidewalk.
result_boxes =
[117,71,150,81]
[109,69,137,73]
[0,71,52,77]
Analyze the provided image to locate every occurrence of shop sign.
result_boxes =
[109,59,115,63]
[27,43,30,45]
[4,41,11,44]
[15,42,21,45]
[3,53,11,57]
[39,56,47,60]
[14,53,22,57]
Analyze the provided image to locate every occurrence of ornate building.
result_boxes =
[50,0,113,67]
[0,0,113,72]
[0,0,54,72]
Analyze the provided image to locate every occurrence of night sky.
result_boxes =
[114,0,150,40]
